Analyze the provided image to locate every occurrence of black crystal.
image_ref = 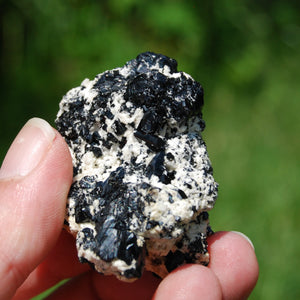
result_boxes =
[134,131,165,151]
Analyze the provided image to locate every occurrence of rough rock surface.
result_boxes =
[55,52,218,281]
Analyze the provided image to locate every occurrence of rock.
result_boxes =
[55,52,218,281]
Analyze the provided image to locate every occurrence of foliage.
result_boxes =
[0,0,299,299]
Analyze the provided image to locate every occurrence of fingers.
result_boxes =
[0,118,73,300]
[153,265,222,300]
[207,231,259,300]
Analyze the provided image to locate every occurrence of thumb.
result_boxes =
[0,118,73,300]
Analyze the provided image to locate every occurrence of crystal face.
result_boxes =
[55,52,218,281]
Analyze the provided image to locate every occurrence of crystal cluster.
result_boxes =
[55,52,218,281]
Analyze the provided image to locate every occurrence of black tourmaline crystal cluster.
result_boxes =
[55,52,218,281]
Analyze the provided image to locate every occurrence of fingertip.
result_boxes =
[0,118,56,180]
[231,231,255,250]
[207,231,259,300]
[154,265,222,300]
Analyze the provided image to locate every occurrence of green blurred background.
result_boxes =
[1,0,299,299]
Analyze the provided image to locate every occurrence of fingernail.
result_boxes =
[232,231,255,250]
[0,118,56,179]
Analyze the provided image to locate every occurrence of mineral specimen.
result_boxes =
[55,52,218,281]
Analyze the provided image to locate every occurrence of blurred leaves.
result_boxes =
[0,0,300,299]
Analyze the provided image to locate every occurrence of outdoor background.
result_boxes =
[0,0,299,299]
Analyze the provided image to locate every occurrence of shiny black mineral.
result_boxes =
[55,52,218,281]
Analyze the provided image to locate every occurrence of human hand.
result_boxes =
[0,118,259,300]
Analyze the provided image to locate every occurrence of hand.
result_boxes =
[0,118,259,300]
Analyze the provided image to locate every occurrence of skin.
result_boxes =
[0,118,259,300]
